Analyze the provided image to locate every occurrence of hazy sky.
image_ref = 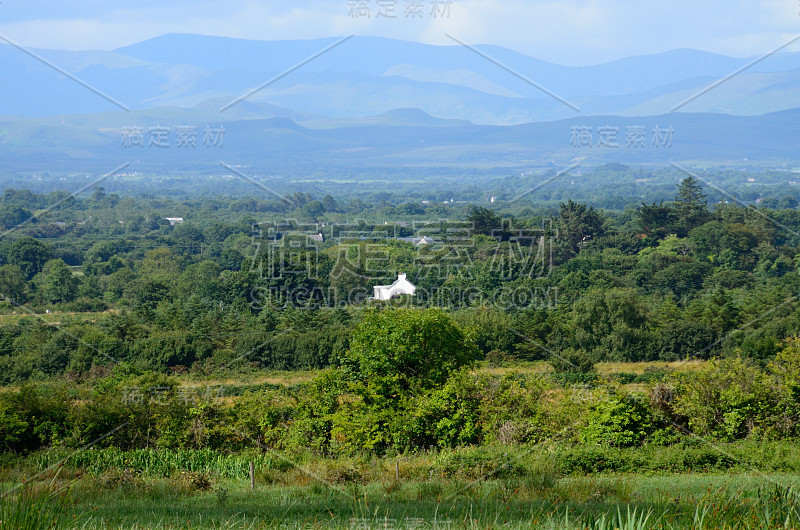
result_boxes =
[1,0,798,64]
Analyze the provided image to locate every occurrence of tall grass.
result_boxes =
[582,507,655,530]
[9,446,800,528]
[30,447,276,479]
[0,487,67,529]
[685,485,800,529]
[3,476,800,528]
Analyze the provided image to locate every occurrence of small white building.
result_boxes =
[372,273,416,301]
[164,217,185,226]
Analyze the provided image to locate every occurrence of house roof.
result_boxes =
[398,236,435,245]
[374,273,414,292]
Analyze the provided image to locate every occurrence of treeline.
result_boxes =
[0,178,800,383]
[6,165,800,211]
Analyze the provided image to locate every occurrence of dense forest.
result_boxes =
[1,176,799,378]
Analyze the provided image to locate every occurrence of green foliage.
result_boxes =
[558,199,606,256]
[0,265,29,303]
[0,400,29,453]
[285,369,343,454]
[549,348,596,374]
[637,201,678,238]
[570,288,649,361]
[4,187,800,461]
[434,446,530,480]
[580,393,654,448]
[674,176,709,234]
[343,308,478,393]
[452,307,517,357]
[401,370,482,448]
[671,357,773,441]
[465,205,502,236]
[478,374,552,445]
[7,237,52,279]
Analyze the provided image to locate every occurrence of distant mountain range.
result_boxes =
[4,34,800,123]
[1,106,798,175]
[1,34,799,174]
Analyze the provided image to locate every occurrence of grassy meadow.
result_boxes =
[3,441,800,528]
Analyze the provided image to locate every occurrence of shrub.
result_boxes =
[579,393,654,448]
[321,463,364,484]
[479,374,551,445]
[434,448,529,480]
[485,349,514,367]
[670,357,774,441]
[553,446,631,474]
[174,470,212,492]
[400,370,482,449]
[342,308,478,393]
[327,309,479,453]
[551,372,598,386]
[549,348,596,374]
[96,468,146,491]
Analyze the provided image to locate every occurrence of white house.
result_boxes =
[372,273,416,301]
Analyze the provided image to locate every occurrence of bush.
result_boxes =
[670,357,773,441]
[549,348,596,374]
[485,349,514,367]
[579,394,654,448]
[478,374,552,445]
[321,463,364,484]
[343,308,478,392]
[553,446,631,474]
[400,370,482,449]
[174,470,212,492]
[551,372,598,386]
[96,468,145,491]
[434,447,530,480]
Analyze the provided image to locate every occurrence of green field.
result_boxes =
[3,446,800,529]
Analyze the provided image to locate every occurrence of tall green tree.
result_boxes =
[37,259,79,304]
[637,201,677,238]
[675,176,709,235]
[0,265,29,303]
[7,237,52,279]
[466,206,502,237]
[557,200,606,256]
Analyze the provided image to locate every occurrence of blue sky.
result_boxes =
[1,0,798,65]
